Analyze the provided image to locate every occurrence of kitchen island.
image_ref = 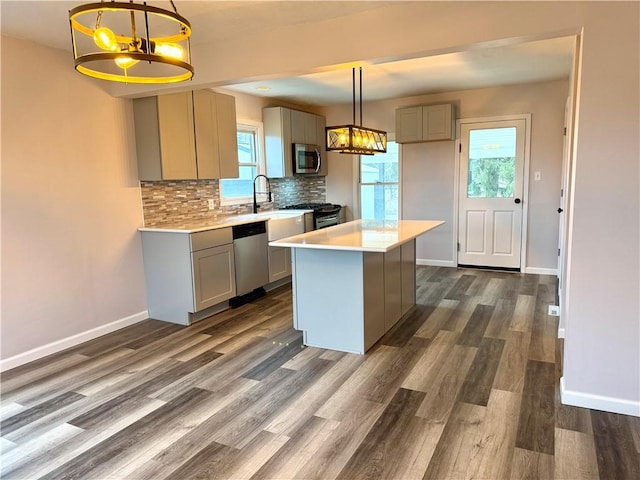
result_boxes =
[270,219,444,354]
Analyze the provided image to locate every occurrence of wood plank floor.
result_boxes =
[1,266,639,479]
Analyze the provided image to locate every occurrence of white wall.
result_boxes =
[1,36,147,364]
[402,141,457,264]
[322,79,568,270]
[561,4,639,414]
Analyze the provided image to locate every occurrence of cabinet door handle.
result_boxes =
[514,198,522,204]
[558,207,563,213]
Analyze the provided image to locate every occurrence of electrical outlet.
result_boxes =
[535,171,541,181]
[207,199,215,210]
[548,305,560,316]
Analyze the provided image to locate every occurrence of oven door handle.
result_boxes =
[315,212,339,229]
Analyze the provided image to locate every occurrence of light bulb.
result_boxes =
[155,43,184,60]
[115,55,139,69]
[93,27,117,51]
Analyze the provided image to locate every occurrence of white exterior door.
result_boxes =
[458,119,527,269]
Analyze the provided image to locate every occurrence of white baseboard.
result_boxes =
[560,377,640,417]
[524,266,558,276]
[417,261,556,274]
[416,259,456,267]
[0,311,149,372]
[557,327,566,338]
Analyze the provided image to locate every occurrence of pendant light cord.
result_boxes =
[351,67,364,127]
[352,68,356,125]
[359,67,363,127]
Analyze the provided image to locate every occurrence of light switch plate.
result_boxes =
[207,199,215,210]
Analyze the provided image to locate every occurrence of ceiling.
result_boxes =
[224,36,575,106]
[0,1,575,106]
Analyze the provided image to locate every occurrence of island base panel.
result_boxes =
[384,245,402,331]
[401,240,416,314]
[292,248,395,354]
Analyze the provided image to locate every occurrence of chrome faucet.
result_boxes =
[253,174,272,213]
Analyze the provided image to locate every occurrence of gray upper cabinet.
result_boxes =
[290,109,308,144]
[134,90,239,181]
[396,103,455,143]
[264,106,327,177]
[395,106,423,143]
[134,93,197,180]
[193,90,239,180]
[315,114,328,176]
[291,109,324,145]
[264,107,293,178]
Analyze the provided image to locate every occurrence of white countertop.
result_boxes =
[269,219,445,253]
[138,209,312,234]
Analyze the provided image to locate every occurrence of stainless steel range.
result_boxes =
[283,202,342,229]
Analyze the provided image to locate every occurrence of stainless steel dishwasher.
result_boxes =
[231,221,269,305]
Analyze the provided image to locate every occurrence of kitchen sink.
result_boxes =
[229,210,306,241]
[259,211,305,241]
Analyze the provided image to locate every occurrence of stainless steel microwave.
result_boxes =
[293,143,322,174]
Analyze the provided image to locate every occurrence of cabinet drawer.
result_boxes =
[190,228,232,252]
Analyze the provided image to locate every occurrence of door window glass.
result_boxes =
[468,127,516,198]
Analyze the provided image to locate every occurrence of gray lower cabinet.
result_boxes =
[192,244,236,311]
[400,240,416,315]
[140,228,236,325]
[384,246,402,331]
[383,239,416,330]
[268,246,291,283]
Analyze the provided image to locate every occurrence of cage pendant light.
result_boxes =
[69,0,193,84]
[325,67,387,155]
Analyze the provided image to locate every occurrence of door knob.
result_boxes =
[558,207,563,213]
[514,198,521,204]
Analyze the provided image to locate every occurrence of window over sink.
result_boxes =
[220,121,267,205]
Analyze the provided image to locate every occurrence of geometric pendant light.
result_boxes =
[326,67,387,155]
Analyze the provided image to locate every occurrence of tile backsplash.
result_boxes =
[140,176,326,227]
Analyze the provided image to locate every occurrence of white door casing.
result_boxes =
[557,97,572,310]
[458,117,528,269]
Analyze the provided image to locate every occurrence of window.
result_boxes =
[220,122,265,204]
[359,140,399,220]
